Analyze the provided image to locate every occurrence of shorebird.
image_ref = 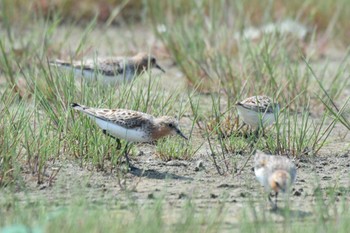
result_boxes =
[71,103,187,168]
[236,95,279,134]
[254,150,297,210]
[50,53,165,85]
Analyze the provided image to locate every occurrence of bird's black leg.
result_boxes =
[123,143,130,167]
[248,126,252,136]
[122,142,136,170]
[274,192,279,209]
[262,127,266,137]
[101,130,135,170]
[268,192,278,211]
[102,129,121,149]
[115,138,121,150]
[268,193,273,205]
[254,128,259,137]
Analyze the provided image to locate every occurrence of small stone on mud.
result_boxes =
[217,184,235,188]
[294,190,302,196]
[299,158,309,163]
[147,193,154,199]
[240,192,247,198]
[322,176,332,180]
[210,193,218,199]
[166,160,188,167]
[178,192,188,199]
[195,160,205,171]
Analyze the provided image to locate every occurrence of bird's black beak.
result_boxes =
[155,64,166,73]
[176,128,188,140]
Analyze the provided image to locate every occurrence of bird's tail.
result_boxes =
[49,60,72,67]
[71,103,107,123]
[71,103,88,112]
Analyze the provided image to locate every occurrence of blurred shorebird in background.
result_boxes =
[50,52,165,85]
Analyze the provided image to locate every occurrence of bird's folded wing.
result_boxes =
[51,58,125,76]
[238,103,273,113]
[85,108,151,129]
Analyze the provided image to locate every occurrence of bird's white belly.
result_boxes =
[255,167,269,190]
[81,70,135,85]
[57,66,135,85]
[237,107,276,128]
[94,118,149,142]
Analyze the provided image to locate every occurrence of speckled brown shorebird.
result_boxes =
[71,103,187,168]
[50,53,165,85]
[236,95,280,129]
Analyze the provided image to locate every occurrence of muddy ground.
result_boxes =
[1,25,350,230]
[6,137,350,230]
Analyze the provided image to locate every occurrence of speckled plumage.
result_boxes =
[237,96,278,113]
[71,103,187,168]
[236,95,279,128]
[75,105,152,130]
[71,103,187,142]
[54,57,131,76]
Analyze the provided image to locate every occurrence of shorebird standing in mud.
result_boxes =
[236,95,279,135]
[254,150,297,210]
[71,103,187,169]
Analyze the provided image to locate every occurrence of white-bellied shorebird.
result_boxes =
[254,150,297,210]
[71,103,187,168]
[50,53,165,85]
[236,95,279,134]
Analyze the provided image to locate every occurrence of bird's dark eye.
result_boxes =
[168,123,173,127]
